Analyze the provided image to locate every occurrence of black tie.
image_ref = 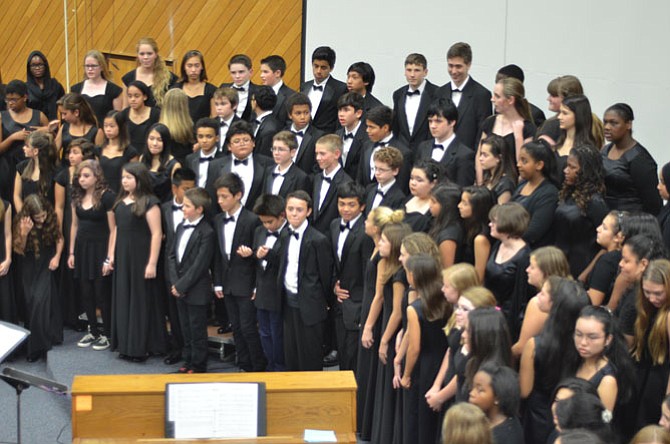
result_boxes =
[233,86,245,92]
[220,119,228,127]
[182,224,196,229]
[376,189,385,197]
[272,172,281,178]
[233,158,249,166]
[292,130,304,138]
[312,85,324,92]
[406,89,420,96]
[199,156,214,163]
[254,119,262,125]
[373,141,387,148]
[340,222,350,232]
[172,204,183,212]
[289,229,299,240]
[323,176,332,184]
[266,231,278,238]
[433,143,444,151]
[343,133,354,140]
[222,216,235,224]
[452,88,461,94]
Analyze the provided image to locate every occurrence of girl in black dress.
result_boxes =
[554,94,599,176]
[404,159,440,233]
[55,93,103,159]
[0,80,48,202]
[553,393,616,443]
[537,75,584,147]
[479,134,517,204]
[13,131,58,212]
[13,194,63,361]
[110,162,166,361]
[122,37,177,108]
[468,362,524,444]
[400,254,450,444]
[140,123,182,202]
[70,50,124,127]
[68,160,116,351]
[512,140,559,248]
[458,186,495,281]
[602,103,661,215]
[658,162,670,252]
[555,145,609,279]
[173,50,216,123]
[25,50,65,120]
[587,211,626,305]
[428,183,463,268]
[121,80,161,152]
[158,89,195,163]
[519,276,590,444]
[98,110,139,192]
[0,198,15,322]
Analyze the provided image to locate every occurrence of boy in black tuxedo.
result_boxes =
[168,187,215,373]
[263,130,311,198]
[186,118,220,188]
[301,46,347,133]
[331,182,374,371]
[365,146,406,215]
[212,88,241,154]
[260,55,295,126]
[251,85,282,158]
[220,54,257,122]
[311,134,352,234]
[437,42,492,151]
[278,190,333,371]
[415,97,475,187]
[160,168,197,365]
[392,53,439,150]
[357,105,413,193]
[251,194,288,371]
[346,62,383,118]
[213,173,266,372]
[335,92,368,179]
[285,93,323,174]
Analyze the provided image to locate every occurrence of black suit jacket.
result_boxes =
[356,136,413,194]
[330,216,374,329]
[273,83,296,127]
[168,220,215,305]
[206,154,272,211]
[213,208,261,296]
[415,137,475,187]
[362,93,384,118]
[392,80,439,150]
[278,225,333,326]
[311,168,352,234]
[301,77,348,133]
[437,78,492,150]
[262,163,312,199]
[252,223,289,312]
[336,121,368,179]
[215,114,242,157]
[288,124,323,175]
[364,181,406,215]
[219,82,259,122]
[254,113,283,158]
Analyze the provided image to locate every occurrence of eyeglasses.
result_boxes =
[375,166,393,174]
[573,332,604,342]
[30,63,45,68]
[5,97,24,103]
[230,137,252,145]
[84,64,100,69]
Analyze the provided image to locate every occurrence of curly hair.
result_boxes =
[71,160,109,209]
[13,194,60,258]
[559,145,606,212]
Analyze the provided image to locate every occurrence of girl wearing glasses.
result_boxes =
[70,50,123,127]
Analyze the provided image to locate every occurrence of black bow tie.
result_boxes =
[406,89,421,96]
[433,143,444,150]
[172,204,183,212]
[233,157,249,166]
[376,189,385,197]
[266,231,278,238]
[322,176,332,184]
[312,85,324,92]
[452,88,461,94]
[292,130,304,137]
[272,172,282,178]
[340,222,350,232]
[199,156,214,163]
[233,86,245,92]
[222,216,235,224]
[289,229,299,240]
[373,141,387,148]
[254,119,262,125]
[182,224,196,229]
[343,133,354,140]
[219,119,228,126]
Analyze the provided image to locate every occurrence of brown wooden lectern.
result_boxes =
[71,371,357,443]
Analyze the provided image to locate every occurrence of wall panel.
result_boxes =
[0,0,303,90]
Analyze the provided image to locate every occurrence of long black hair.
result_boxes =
[461,186,495,244]
[141,123,174,173]
[428,182,461,239]
[465,307,512,390]
[521,140,559,186]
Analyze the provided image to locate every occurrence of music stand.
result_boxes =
[0,322,68,444]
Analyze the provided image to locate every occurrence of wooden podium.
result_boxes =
[71,371,357,442]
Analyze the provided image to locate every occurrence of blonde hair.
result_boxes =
[368,207,404,237]
[630,425,670,444]
[83,50,111,81]
[531,246,571,286]
[316,133,342,154]
[497,77,531,122]
[380,223,412,283]
[136,37,172,107]
[443,263,481,332]
[401,232,441,268]
[441,402,493,444]
[159,89,194,145]
[634,259,670,364]
[445,286,497,336]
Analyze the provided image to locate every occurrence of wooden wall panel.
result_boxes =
[0,0,303,90]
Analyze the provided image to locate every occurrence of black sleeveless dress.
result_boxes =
[0,109,41,202]
[71,80,123,127]
[0,199,15,322]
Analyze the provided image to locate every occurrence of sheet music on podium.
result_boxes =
[165,382,266,439]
